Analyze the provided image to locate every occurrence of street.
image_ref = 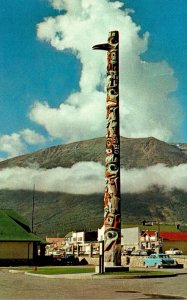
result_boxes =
[0,268,187,299]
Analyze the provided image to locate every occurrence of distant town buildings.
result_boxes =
[46,227,187,256]
[160,232,187,254]
[1,209,187,267]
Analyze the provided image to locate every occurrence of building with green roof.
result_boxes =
[0,209,44,265]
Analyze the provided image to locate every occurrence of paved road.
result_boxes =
[0,268,187,299]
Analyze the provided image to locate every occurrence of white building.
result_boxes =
[140,230,162,252]
[98,226,141,250]
[121,227,140,250]
[64,231,97,254]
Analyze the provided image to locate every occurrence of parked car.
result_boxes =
[92,249,99,255]
[61,254,79,265]
[53,254,62,262]
[165,248,183,255]
[131,249,154,256]
[143,253,178,268]
[122,248,133,255]
[131,250,145,256]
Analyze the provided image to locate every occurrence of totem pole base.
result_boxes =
[104,264,129,273]
[95,265,129,274]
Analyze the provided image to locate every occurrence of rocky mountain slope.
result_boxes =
[0,136,186,237]
[0,136,186,170]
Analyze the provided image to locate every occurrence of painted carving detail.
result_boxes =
[104,31,121,265]
[93,31,121,266]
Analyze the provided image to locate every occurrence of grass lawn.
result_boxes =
[102,270,173,276]
[15,266,95,275]
[13,267,173,276]
[122,223,178,232]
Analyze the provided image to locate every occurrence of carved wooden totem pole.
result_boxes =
[93,31,121,266]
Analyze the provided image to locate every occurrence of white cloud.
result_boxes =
[0,129,46,159]
[0,162,104,193]
[30,92,105,142]
[20,129,46,145]
[0,162,186,194]
[28,0,182,143]
[0,133,26,158]
[121,163,187,193]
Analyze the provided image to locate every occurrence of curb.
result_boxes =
[9,269,25,274]
[92,273,177,279]
[24,272,177,280]
[25,272,96,279]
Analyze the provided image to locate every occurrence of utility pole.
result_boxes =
[31,184,35,233]
[93,31,121,266]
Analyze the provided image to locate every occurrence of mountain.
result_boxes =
[0,136,186,237]
[0,136,186,170]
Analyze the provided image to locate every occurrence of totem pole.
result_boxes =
[93,31,121,266]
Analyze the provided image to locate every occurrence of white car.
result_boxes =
[165,248,183,255]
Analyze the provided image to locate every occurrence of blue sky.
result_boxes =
[0,0,186,160]
[125,0,187,128]
[0,1,80,137]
